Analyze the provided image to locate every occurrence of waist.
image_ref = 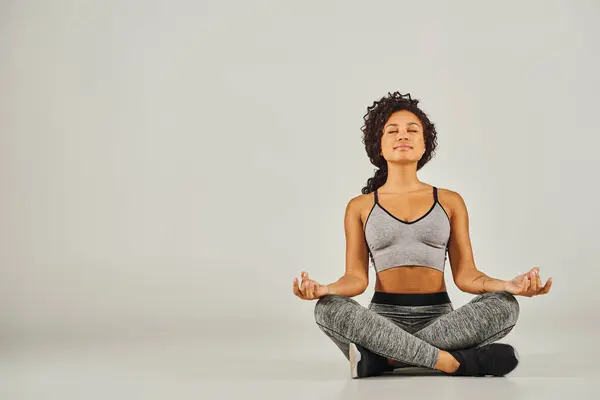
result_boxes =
[370,290,451,306]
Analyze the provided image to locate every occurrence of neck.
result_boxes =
[381,162,423,193]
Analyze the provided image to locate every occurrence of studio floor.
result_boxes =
[1,323,597,400]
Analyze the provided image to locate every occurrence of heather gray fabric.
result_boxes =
[314,291,520,369]
[364,186,451,274]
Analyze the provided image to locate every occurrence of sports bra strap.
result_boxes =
[373,188,379,204]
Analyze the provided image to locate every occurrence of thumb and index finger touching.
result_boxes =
[522,266,553,295]
[293,271,312,297]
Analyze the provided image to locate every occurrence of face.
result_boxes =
[380,110,426,163]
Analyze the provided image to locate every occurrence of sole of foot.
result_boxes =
[503,345,520,377]
[349,342,361,379]
[482,343,520,377]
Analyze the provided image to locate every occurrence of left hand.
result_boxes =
[504,266,552,297]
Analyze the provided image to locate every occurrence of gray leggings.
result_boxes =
[314,290,520,369]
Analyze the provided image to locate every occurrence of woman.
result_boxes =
[292,91,552,379]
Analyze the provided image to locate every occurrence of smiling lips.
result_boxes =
[394,145,412,150]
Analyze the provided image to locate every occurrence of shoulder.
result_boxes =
[344,192,377,226]
[436,187,465,204]
[435,187,468,219]
[345,192,374,213]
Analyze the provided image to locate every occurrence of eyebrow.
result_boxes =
[385,122,421,129]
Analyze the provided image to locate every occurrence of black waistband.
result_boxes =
[371,291,451,306]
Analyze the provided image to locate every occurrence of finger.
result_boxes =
[535,269,542,289]
[538,277,553,294]
[531,265,539,274]
[303,272,311,288]
[299,279,307,297]
[529,271,538,292]
[524,276,531,293]
[293,277,305,298]
[308,281,315,299]
[535,272,543,293]
[530,272,540,294]
[529,274,536,292]
[298,272,306,291]
[303,279,313,297]
[304,280,311,298]
[527,267,538,282]
[529,280,538,295]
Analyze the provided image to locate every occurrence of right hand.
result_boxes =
[293,271,329,300]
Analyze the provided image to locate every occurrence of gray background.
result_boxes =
[1,0,598,398]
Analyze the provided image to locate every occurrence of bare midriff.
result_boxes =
[374,266,447,294]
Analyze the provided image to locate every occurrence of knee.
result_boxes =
[314,294,352,326]
[497,291,520,325]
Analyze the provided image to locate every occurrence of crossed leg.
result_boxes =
[390,291,520,369]
[314,294,441,368]
[314,291,520,370]
[412,291,520,350]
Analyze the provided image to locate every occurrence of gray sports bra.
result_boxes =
[363,186,451,274]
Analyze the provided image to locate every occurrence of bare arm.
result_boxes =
[325,197,370,297]
[447,191,507,294]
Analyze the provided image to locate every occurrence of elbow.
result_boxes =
[351,277,368,295]
[453,277,467,292]
[357,283,368,295]
[354,278,369,296]
[454,278,477,294]
[340,273,368,297]
[452,265,478,293]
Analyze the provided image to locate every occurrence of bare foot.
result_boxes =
[434,350,460,373]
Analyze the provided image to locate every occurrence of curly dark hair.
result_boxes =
[360,91,439,194]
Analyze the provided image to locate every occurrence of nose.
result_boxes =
[396,130,409,140]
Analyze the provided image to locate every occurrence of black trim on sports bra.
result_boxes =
[372,186,439,225]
